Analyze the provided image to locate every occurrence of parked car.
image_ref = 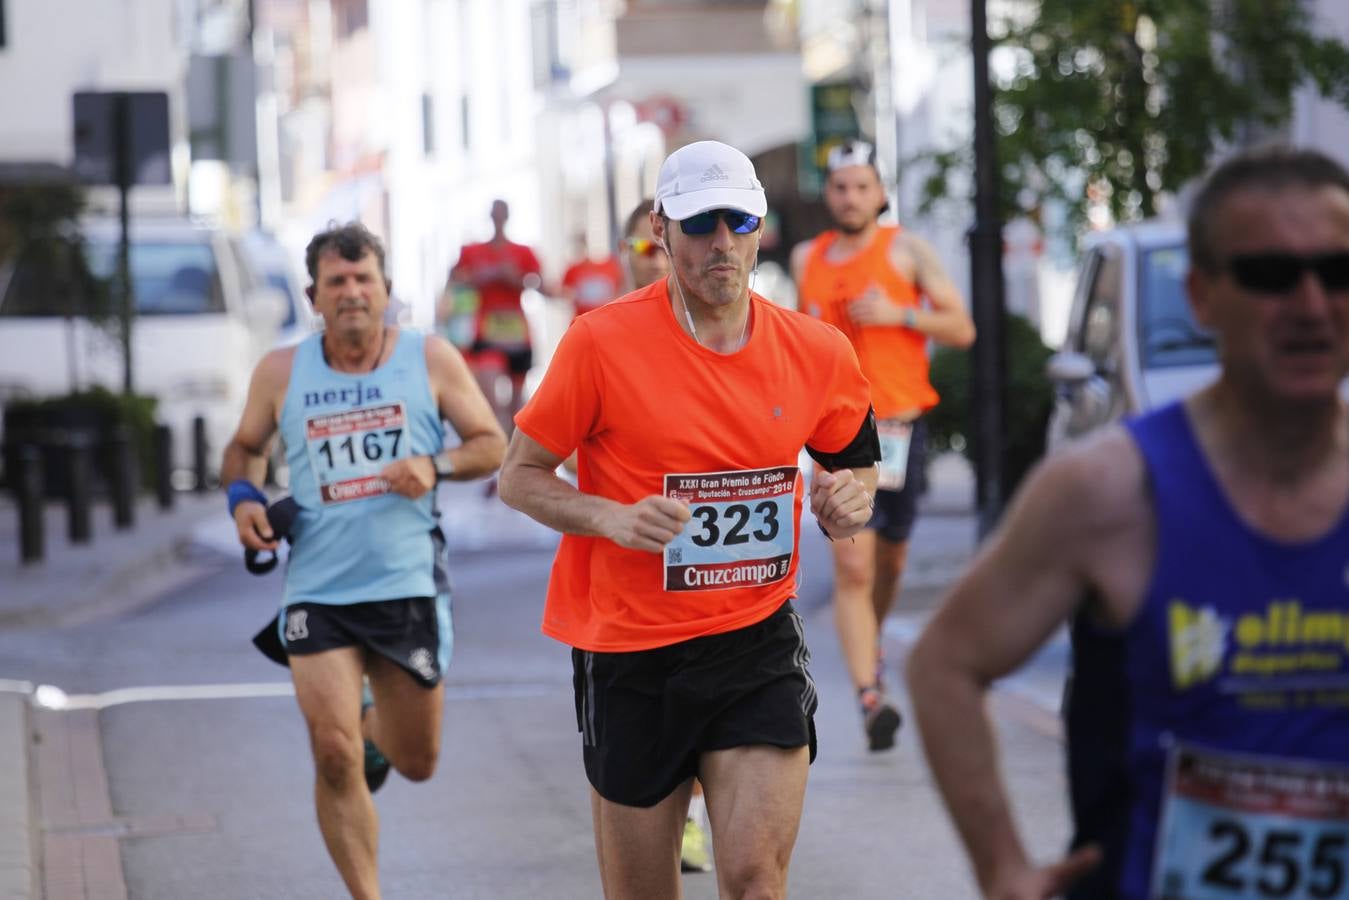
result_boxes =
[1045,221,1218,451]
[0,215,296,485]
[233,229,317,347]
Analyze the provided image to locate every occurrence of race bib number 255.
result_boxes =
[1152,745,1349,899]
[663,466,798,592]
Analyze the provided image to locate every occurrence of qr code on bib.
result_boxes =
[668,547,682,564]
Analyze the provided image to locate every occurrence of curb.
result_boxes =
[0,693,35,900]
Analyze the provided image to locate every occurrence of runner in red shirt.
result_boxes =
[448,199,543,432]
[561,232,625,318]
[499,141,881,900]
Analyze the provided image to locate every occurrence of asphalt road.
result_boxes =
[1,512,1073,899]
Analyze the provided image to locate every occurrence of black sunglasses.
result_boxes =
[678,209,762,236]
[1226,252,1349,294]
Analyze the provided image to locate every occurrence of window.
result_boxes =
[334,0,369,37]
[1138,245,1214,369]
[84,240,225,316]
[1078,247,1121,371]
[422,93,435,157]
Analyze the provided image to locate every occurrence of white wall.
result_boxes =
[1293,0,1349,167]
[0,0,186,164]
[615,54,808,158]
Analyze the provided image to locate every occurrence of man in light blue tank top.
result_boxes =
[907,147,1349,899]
[220,223,506,900]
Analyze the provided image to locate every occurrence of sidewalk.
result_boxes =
[0,491,225,900]
[0,454,985,900]
[0,493,224,630]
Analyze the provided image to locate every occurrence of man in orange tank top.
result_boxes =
[791,140,976,752]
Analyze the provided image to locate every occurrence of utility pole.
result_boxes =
[969,0,1007,538]
[113,92,135,396]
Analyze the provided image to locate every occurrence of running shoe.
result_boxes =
[680,816,713,873]
[860,687,902,753]
[361,678,391,793]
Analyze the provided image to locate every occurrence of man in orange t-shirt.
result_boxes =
[448,199,543,430]
[499,141,880,899]
[791,140,976,754]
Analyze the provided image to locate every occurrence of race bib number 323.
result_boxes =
[663,466,798,592]
[305,402,407,504]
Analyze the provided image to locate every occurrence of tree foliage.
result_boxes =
[0,180,108,322]
[914,0,1349,228]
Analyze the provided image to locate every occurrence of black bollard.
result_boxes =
[16,444,44,564]
[109,427,135,530]
[152,423,174,510]
[192,415,209,493]
[65,433,93,544]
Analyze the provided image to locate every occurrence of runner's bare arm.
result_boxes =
[905,436,1144,897]
[220,348,292,550]
[498,430,691,553]
[788,241,812,287]
[891,232,976,348]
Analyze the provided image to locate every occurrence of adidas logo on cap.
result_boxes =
[700,164,728,183]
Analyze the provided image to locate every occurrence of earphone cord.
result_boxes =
[672,271,747,351]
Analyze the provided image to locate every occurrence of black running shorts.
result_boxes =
[251,527,454,686]
[868,418,928,543]
[571,601,818,808]
[254,596,451,688]
[470,339,533,376]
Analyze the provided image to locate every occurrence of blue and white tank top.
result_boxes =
[1066,402,1349,899]
[278,330,445,606]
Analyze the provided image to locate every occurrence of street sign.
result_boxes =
[187,54,258,169]
[72,91,172,187]
[799,81,861,195]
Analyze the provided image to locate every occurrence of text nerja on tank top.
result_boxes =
[278,330,446,607]
[1069,402,1349,900]
[798,224,938,417]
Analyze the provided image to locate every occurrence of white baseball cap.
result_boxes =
[826,139,878,173]
[654,141,768,220]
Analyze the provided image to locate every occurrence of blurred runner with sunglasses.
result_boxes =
[908,146,1349,899]
[791,140,975,752]
[499,141,880,899]
[619,198,670,293]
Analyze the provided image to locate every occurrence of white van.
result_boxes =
[0,216,293,483]
[1044,221,1217,452]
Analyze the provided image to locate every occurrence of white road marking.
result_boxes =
[12,680,566,711]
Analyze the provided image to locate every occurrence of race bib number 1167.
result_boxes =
[305,402,408,504]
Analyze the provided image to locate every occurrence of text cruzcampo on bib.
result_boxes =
[662,466,798,592]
